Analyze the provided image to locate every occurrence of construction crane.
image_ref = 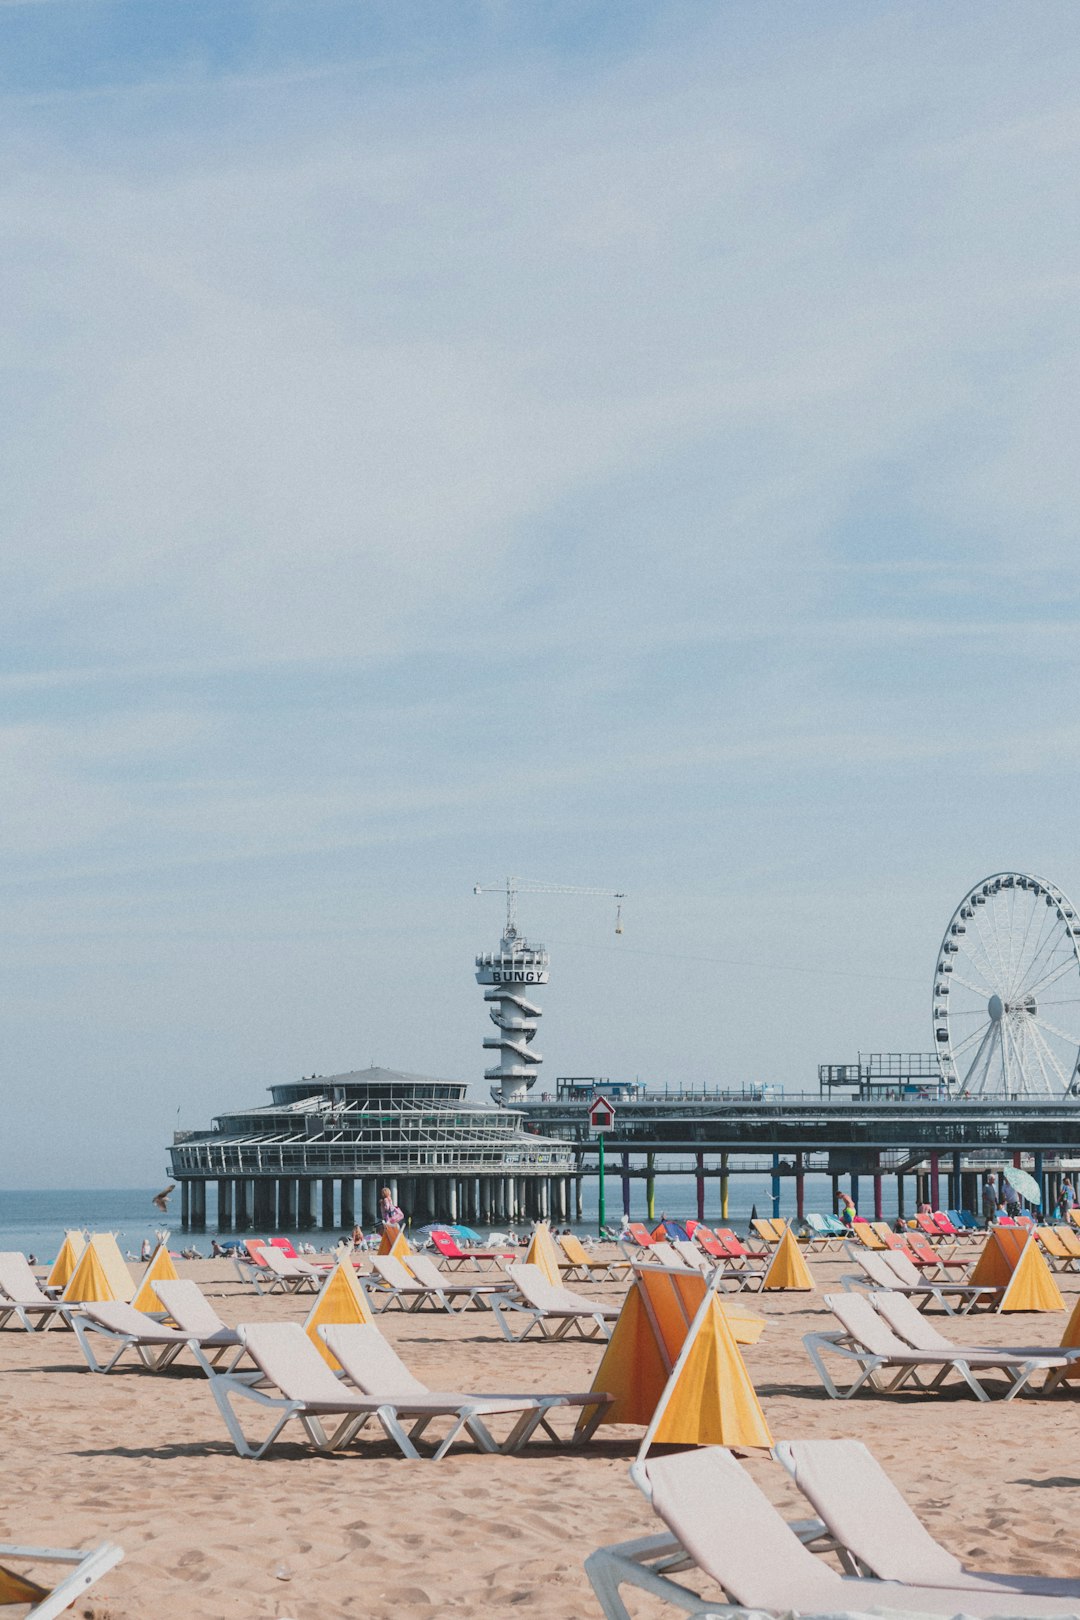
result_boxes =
[473,876,625,945]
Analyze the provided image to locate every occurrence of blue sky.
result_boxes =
[3,2,1080,1185]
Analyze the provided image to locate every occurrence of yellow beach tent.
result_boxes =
[581,1263,771,1453]
[62,1241,116,1304]
[46,1230,86,1292]
[378,1225,411,1259]
[524,1223,562,1287]
[132,1243,180,1313]
[304,1260,374,1367]
[970,1229,1063,1311]
[762,1227,815,1291]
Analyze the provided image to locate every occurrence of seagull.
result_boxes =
[152,1184,176,1214]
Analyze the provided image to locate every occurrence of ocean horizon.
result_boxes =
[0,1173,915,1260]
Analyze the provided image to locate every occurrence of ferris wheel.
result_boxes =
[934,872,1080,1099]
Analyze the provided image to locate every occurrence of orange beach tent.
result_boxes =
[304,1260,374,1367]
[582,1262,771,1454]
[970,1230,1064,1312]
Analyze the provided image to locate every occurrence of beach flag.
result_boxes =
[524,1223,561,1287]
[62,1240,117,1304]
[762,1226,815,1291]
[304,1259,374,1367]
[580,1263,770,1451]
[999,1235,1064,1312]
[131,1243,180,1313]
[46,1230,86,1292]
[378,1225,411,1259]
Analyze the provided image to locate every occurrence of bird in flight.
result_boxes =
[152,1184,176,1214]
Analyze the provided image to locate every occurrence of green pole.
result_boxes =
[598,1132,606,1232]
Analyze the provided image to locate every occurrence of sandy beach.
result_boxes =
[5,1243,1080,1619]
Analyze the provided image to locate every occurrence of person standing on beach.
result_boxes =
[377,1186,405,1229]
[1058,1177,1075,1219]
[838,1191,856,1228]
[981,1172,998,1223]
[1001,1176,1020,1217]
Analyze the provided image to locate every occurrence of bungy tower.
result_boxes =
[474,878,625,1106]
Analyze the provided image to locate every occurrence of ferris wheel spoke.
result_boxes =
[957,1021,999,1096]
[952,1019,993,1059]
[1023,956,1080,999]
[1032,1013,1080,1048]
[1019,1019,1055,1096]
[956,940,999,994]
[1015,917,1072,995]
[1011,894,1048,993]
[970,907,1008,991]
[1027,1018,1071,1091]
[949,969,996,999]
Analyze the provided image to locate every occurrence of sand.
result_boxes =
[3,1241,1080,1618]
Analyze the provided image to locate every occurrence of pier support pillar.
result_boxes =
[277,1178,294,1229]
[217,1179,233,1230]
[1034,1151,1044,1215]
[771,1155,781,1221]
[929,1154,940,1211]
[253,1178,274,1229]
[340,1179,354,1231]
[181,1180,190,1229]
[621,1153,631,1219]
[720,1153,729,1222]
[575,1176,583,1221]
[362,1181,377,1227]
[234,1179,250,1231]
[830,1174,840,1222]
[696,1153,706,1224]
[299,1179,317,1229]
[645,1154,656,1222]
[795,1154,805,1222]
[447,1180,458,1223]
[873,1174,883,1222]
[850,1174,860,1221]
[321,1178,335,1230]
[191,1180,206,1230]
[896,1173,905,1221]
[951,1150,962,1211]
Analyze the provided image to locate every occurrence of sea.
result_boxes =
[0,1174,910,1261]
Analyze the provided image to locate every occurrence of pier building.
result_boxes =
[169,1065,575,1232]
[517,1060,1080,1226]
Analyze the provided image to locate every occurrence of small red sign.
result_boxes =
[589,1096,616,1132]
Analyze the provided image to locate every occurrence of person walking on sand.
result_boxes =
[1057,1177,1075,1220]
[838,1191,856,1228]
[377,1186,405,1230]
[981,1172,998,1223]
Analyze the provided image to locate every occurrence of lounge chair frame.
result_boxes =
[0,1541,125,1620]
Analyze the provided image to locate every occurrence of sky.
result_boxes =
[3,1,1080,1186]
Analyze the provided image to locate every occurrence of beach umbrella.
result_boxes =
[416,1223,483,1242]
[1007,1168,1042,1205]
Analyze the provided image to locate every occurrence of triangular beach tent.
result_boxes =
[304,1260,374,1367]
[524,1223,562,1287]
[762,1226,815,1291]
[998,1235,1064,1313]
[378,1225,411,1260]
[0,1564,49,1606]
[88,1232,136,1302]
[968,1226,1029,1288]
[46,1230,86,1292]
[62,1240,117,1304]
[1056,1297,1080,1377]
[131,1242,180,1313]
[581,1263,770,1452]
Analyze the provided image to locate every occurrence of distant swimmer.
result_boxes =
[152,1184,176,1214]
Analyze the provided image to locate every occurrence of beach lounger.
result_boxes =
[558,1232,629,1281]
[802,1214,845,1252]
[206,1322,546,1460]
[776,1437,1080,1598]
[878,1248,997,1313]
[869,1291,1080,1394]
[257,1246,323,1293]
[839,1247,965,1313]
[804,1290,1066,1401]
[149,1279,247,1367]
[1037,1226,1080,1271]
[848,1221,887,1250]
[584,1443,1080,1619]
[320,1321,612,1446]
[0,1253,71,1333]
[429,1231,516,1271]
[750,1218,785,1247]
[491,1263,619,1342]
[70,1301,215,1374]
[930,1211,964,1241]
[0,1540,124,1620]
[715,1228,768,1264]
[365,1253,508,1313]
[1054,1224,1080,1261]
[904,1232,966,1276]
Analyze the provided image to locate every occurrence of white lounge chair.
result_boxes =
[0,1540,124,1620]
[405,1253,514,1311]
[584,1444,1080,1618]
[70,1300,228,1374]
[491,1264,619,1342]
[841,1246,997,1315]
[150,1279,247,1368]
[869,1289,1080,1393]
[0,1253,70,1333]
[206,1322,545,1460]
[805,1290,1068,1402]
[321,1321,612,1446]
[256,1246,323,1293]
[775,1437,1080,1598]
[364,1253,507,1313]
